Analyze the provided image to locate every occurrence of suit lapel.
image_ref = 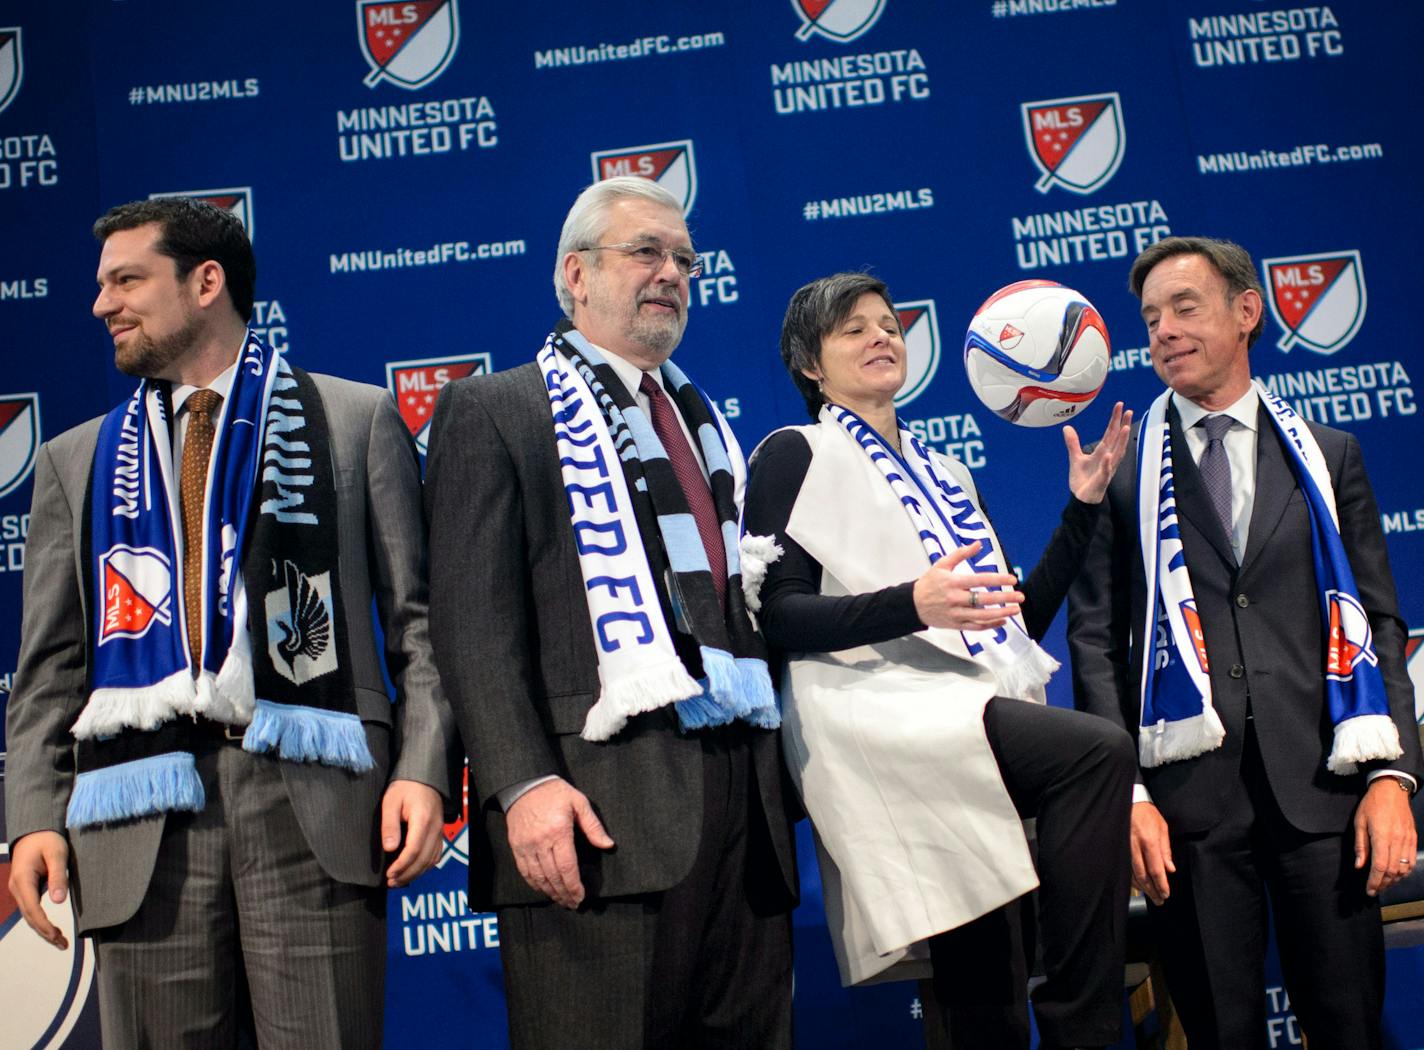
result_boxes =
[1239,403,1298,575]
[1167,404,1236,567]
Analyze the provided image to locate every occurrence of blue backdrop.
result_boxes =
[2,1,1422,1047]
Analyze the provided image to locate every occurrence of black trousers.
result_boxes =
[497,732,793,1050]
[928,698,1135,1050]
[1150,722,1384,1050]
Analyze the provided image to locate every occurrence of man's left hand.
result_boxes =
[381,779,445,887]
[1354,777,1417,898]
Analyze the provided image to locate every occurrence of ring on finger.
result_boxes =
[968,590,979,609]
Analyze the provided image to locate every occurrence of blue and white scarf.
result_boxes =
[538,322,777,741]
[827,404,1059,700]
[1135,382,1401,773]
[68,334,372,829]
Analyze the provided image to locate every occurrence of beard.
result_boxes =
[113,314,204,379]
[626,296,687,358]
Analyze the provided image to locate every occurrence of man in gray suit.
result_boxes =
[425,176,798,1048]
[5,197,456,1049]
[1069,236,1421,1048]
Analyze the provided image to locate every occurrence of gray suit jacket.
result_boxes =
[425,362,797,910]
[4,373,458,933]
[1068,402,1422,835]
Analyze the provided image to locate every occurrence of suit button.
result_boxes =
[1235,594,1249,608]
[1229,664,1245,679]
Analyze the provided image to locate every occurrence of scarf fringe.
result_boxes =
[989,643,1060,700]
[193,639,256,725]
[582,659,703,742]
[737,534,784,614]
[72,669,197,739]
[243,699,374,771]
[736,656,781,728]
[65,752,204,829]
[1139,708,1227,769]
[1326,714,1404,774]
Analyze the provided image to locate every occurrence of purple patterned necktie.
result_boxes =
[639,372,726,609]
[1197,414,1235,551]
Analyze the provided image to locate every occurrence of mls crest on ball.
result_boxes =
[963,280,1110,427]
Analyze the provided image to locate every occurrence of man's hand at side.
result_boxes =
[505,779,615,909]
[8,830,70,949]
[1131,801,1175,906]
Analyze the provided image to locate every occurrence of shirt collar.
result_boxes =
[1174,384,1259,434]
[171,354,240,416]
[595,342,664,401]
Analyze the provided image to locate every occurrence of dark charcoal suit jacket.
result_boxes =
[425,361,797,910]
[1068,400,1422,836]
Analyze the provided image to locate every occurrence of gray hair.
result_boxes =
[780,272,893,419]
[1128,235,1266,348]
[552,176,687,317]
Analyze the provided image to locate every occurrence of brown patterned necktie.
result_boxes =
[639,372,726,610]
[180,389,222,667]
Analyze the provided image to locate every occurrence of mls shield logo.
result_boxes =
[1022,93,1125,195]
[0,842,97,1050]
[385,353,491,456]
[150,187,254,240]
[893,300,940,408]
[98,545,174,645]
[1407,628,1423,724]
[0,392,39,499]
[265,561,338,685]
[791,0,887,43]
[1325,589,1377,682]
[1261,250,1366,355]
[1181,600,1209,672]
[358,0,460,90]
[0,27,22,117]
[591,140,698,217]
[436,763,470,869]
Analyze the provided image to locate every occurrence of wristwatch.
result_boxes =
[1381,774,1415,796]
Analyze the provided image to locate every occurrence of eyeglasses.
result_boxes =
[580,242,703,278]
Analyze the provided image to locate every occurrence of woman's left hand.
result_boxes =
[1063,401,1132,504]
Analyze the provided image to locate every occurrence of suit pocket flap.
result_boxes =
[354,686,393,725]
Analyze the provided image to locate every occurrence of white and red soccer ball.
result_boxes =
[963,280,1110,427]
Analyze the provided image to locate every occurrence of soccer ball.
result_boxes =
[963,280,1110,427]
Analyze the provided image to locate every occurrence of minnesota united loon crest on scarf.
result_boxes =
[70,330,371,828]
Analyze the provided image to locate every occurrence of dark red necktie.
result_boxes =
[639,372,726,609]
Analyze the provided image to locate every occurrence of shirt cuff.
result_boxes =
[1367,769,1417,794]
[497,774,561,812]
[1132,783,1154,805]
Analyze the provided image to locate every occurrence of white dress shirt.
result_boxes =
[171,359,238,462]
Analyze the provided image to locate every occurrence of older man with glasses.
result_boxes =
[424,176,798,1049]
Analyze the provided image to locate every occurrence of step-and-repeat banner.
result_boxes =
[2,1,1421,1047]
